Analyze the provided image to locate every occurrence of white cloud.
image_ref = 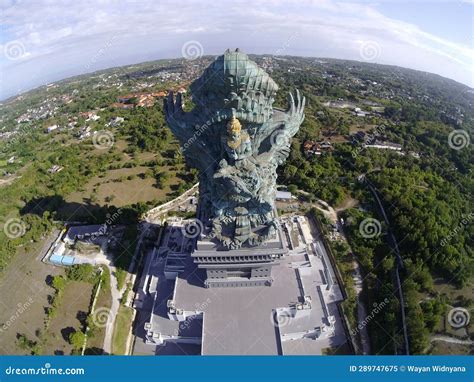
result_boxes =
[0,0,472,98]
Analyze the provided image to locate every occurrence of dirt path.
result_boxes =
[431,335,474,345]
[352,259,371,354]
[313,199,338,223]
[313,197,359,224]
[335,196,358,213]
[102,266,121,354]
[0,175,20,188]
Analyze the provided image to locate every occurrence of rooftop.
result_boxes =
[64,224,107,243]
[140,215,348,355]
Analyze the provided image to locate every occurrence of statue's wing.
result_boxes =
[265,89,305,164]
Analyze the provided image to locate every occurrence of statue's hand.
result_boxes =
[164,91,187,132]
[264,89,305,163]
[164,91,213,170]
[285,89,305,131]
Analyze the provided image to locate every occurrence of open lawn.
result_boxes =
[433,278,474,303]
[61,164,184,217]
[0,232,64,354]
[84,269,112,355]
[42,280,94,355]
[112,305,134,355]
[432,278,473,337]
[430,341,472,355]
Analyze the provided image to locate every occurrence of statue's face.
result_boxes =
[226,117,242,149]
[227,117,241,136]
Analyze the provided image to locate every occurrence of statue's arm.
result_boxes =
[164,91,188,139]
[164,91,215,170]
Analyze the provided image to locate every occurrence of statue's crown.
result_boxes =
[227,117,241,135]
[190,49,278,123]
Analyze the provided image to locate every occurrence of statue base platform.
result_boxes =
[192,228,288,288]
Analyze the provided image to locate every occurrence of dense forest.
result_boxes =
[270,58,473,354]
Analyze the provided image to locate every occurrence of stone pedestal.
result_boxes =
[191,228,288,288]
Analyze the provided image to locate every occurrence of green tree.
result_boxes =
[69,330,86,350]
[51,275,66,292]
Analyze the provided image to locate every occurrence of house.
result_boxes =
[303,140,334,156]
[48,165,64,174]
[351,131,366,143]
[108,116,124,127]
[114,90,169,109]
[117,94,135,103]
[276,191,293,201]
[87,113,100,122]
[317,141,333,153]
[364,140,402,151]
[314,141,333,156]
[77,126,92,139]
[112,102,134,110]
[303,140,315,151]
[353,107,369,117]
[46,124,58,133]
[79,111,100,121]
[63,224,108,244]
[136,94,155,107]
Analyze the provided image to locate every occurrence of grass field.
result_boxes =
[84,268,112,355]
[112,305,134,355]
[432,277,473,337]
[430,341,472,355]
[432,278,474,304]
[42,280,94,355]
[62,162,184,216]
[0,232,64,354]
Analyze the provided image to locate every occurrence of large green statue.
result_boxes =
[165,49,305,249]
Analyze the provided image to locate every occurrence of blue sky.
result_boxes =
[0,0,473,100]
